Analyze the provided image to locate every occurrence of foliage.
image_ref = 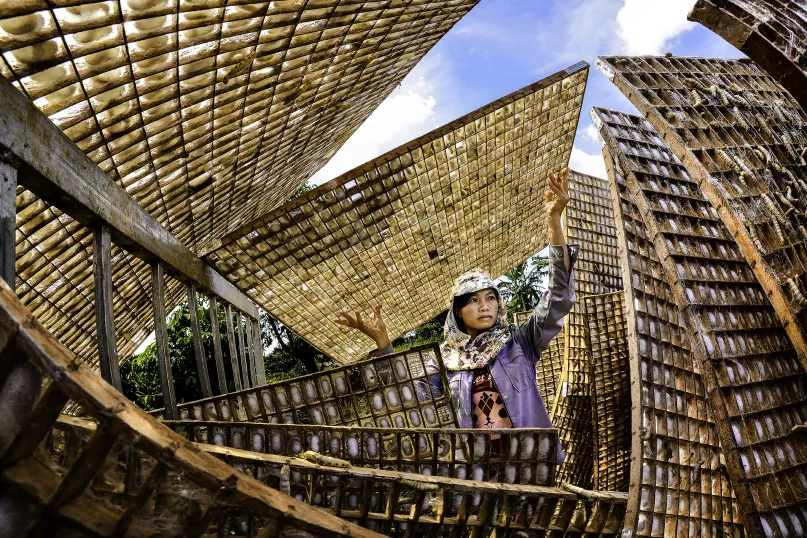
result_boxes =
[391,310,448,351]
[498,254,550,314]
[261,312,335,380]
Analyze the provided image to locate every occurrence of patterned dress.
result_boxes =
[471,368,513,432]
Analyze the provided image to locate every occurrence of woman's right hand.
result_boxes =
[335,304,390,350]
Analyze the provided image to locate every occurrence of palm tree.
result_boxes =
[498,255,550,313]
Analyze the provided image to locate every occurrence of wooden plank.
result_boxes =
[0,76,257,318]
[151,262,177,419]
[224,303,242,391]
[209,296,228,395]
[93,226,122,391]
[0,155,17,288]
[245,317,256,387]
[252,314,266,386]
[237,311,251,388]
[187,283,212,398]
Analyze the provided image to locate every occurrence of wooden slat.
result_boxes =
[187,283,212,398]
[93,226,121,391]
[237,312,250,388]
[0,156,16,288]
[152,262,177,420]
[209,296,228,395]
[252,315,266,386]
[224,303,242,392]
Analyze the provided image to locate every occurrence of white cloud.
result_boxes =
[616,0,697,55]
[310,61,443,185]
[569,146,607,179]
[582,124,600,144]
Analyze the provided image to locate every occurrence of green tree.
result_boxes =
[497,254,550,314]
[391,310,448,351]
[261,312,335,379]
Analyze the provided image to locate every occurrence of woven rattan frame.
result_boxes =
[151,344,458,433]
[595,105,807,537]
[0,278,383,538]
[597,54,807,374]
[583,291,629,492]
[204,63,589,363]
[689,0,807,110]
[0,1,478,253]
[551,171,621,489]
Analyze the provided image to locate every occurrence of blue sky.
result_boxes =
[311,0,744,183]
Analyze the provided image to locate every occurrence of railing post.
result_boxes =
[186,283,212,398]
[224,303,242,391]
[151,262,177,419]
[252,315,266,386]
[93,225,122,391]
[208,296,228,394]
[0,152,19,288]
[237,311,251,388]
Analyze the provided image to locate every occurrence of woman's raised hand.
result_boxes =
[546,167,571,219]
[335,303,391,350]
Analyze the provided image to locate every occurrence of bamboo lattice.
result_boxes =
[595,105,751,538]
[0,278,383,538]
[583,291,630,492]
[515,310,563,410]
[151,344,458,432]
[204,63,589,363]
[690,0,807,110]
[161,420,559,486]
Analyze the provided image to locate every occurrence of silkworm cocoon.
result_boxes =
[222,51,256,85]
[788,278,807,308]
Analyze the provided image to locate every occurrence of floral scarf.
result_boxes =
[440,269,513,370]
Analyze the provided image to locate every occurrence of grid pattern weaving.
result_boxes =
[166,421,559,486]
[206,63,588,363]
[690,0,807,110]
[596,54,807,373]
[0,0,478,255]
[152,344,458,433]
[516,309,563,410]
[15,187,184,370]
[583,291,630,492]
[597,105,775,538]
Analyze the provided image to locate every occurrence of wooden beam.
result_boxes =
[151,262,177,419]
[93,226,122,391]
[224,303,242,391]
[237,311,251,388]
[252,314,266,386]
[0,153,17,288]
[187,283,212,398]
[209,296,228,394]
[0,76,257,318]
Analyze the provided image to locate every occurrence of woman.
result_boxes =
[337,168,576,462]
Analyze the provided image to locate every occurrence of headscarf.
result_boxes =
[440,269,513,370]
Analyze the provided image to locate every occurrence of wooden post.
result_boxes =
[0,153,18,288]
[93,226,122,391]
[209,296,228,394]
[245,317,255,387]
[151,262,177,419]
[187,283,212,398]
[237,311,251,388]
[224,303,242,391]
[252,315,266,386]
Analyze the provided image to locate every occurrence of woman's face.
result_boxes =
[458,288,499,333]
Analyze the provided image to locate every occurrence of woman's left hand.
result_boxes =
[546,167,570,219]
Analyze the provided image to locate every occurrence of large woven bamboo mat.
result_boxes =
[594,108,746,538]
[689,0,807,110]
[0,1,478,254]
[205,62,589,363]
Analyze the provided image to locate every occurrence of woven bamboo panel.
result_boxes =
[514,311,563,410]
[583,291,629,492]
[596,105,763,538]
[50,415,627,536]
[0,1,478,254]
[550,171,621,489]
[690,0,807,110]
[163,420,559,486]
[15,187,185,370]
[0,279,382,538]
[205,63,589,363]
[597,54,807,375]
[151,344,458,432]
